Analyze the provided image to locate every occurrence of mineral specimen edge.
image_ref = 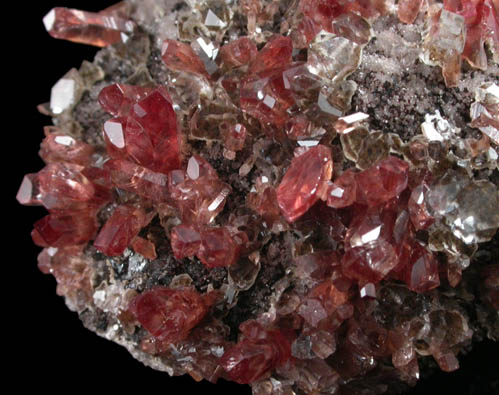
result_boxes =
[15,0,499,395]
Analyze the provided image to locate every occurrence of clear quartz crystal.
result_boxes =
[307,32,362,83]
[50,68,84,115]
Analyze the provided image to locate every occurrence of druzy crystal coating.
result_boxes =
[18,1,499,394]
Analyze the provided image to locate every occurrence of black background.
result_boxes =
[9,1,498,393]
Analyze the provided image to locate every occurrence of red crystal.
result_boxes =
[43,7,135,47]
[32,211,97,247]
[170,224,202,260]
[403,243,440,293]
[219,37,258,68]
[356,156,409,207]
[198,226,241,268]
[100,85,180,174]
[326,169,357,208]
[240,65,297,128]
[169,156,231,225]
[171,224,242,268]
[408,183,435,230]
[94,205,149,257]
[129,287,210,345]
[247,177,281,224]
[161,39,209,78]
[276,145,333,222]
[131,236,157,260]
[248,35,293,74]
[128,88,181,173]
[220,322,291,384]
[341,206,400,283]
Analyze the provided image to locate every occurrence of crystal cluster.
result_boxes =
[18,1,499,394]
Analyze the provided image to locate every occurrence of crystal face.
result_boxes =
[18,1,499,394]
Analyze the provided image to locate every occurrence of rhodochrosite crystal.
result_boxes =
[18,1,499,394]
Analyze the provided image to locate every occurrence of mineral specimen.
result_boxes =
[18,1,499,394]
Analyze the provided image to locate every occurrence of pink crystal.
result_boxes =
[161,39,209,78]
[398,0,425,24]
[16,174,42,206]
[105,159,169,202]
[100,85,181,174]
[94,205,149,257]
[43,7,135,47]
[169,156,231,225]
[224,123,247,152]
[276,145,333,222]
[40,134,95,166]
[37,163,96,210]
[219,37,258,69]
[341,206,400,283]
[128,88,181,173]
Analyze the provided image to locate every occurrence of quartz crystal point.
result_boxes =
[276,145,333,222]
[43,7,135,47]
[470,82,499,145]
[448,180,499,244]
[307,33,362,83]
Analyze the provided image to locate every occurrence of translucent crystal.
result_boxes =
[50,68,84,115]
[448,180,499,244]
[422,8,466,87]
[307,33,362,83]
[470,82,499,145]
